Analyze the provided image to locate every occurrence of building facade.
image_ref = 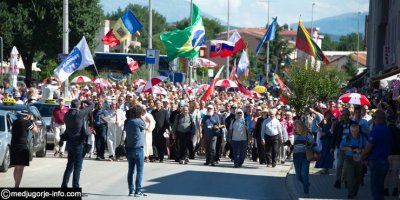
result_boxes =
[367,0,400,78]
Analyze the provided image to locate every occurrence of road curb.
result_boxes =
[284,163,297,200]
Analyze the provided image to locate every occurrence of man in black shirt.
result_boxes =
[151,100,170,162]
[10,110,38,188]
[61,99,94,188]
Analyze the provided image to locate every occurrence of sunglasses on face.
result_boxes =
[237,112,243,115]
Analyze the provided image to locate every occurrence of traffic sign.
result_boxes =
[145,49,157,64]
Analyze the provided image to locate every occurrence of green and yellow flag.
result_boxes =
[295,20,329,64]
[160,3,205,61]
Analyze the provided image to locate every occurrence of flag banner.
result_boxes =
[54,37,94,82]
[255,17,277,56]
[200,66,224,101]
[229,31,247,54]
[102,10,143,47]
[209,40,234,57]
[127,56,139,73]
[295,20,329,64]
[140,76,168,93]
[236,77,252,97]
[160,3,205,61]
[237,50,249,77]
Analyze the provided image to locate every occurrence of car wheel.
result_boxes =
[0,146,10,172]
[36,136,47,158]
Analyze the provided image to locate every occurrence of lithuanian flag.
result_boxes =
[295,20,329,64]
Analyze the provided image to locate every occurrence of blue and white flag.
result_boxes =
[237,50,249,77]
[54,37,94,82]
[255,17,278,56]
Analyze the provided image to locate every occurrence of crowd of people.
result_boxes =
[6,77,400,199]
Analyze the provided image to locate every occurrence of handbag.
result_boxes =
[115,128,126,159]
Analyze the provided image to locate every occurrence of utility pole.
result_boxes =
[0,37,3,82]
[356,11,360,69]
[310,2,315,69]
[148,0,153,80]
[63,0,69,98]
[189,0,193,85]
[226,0,230,79]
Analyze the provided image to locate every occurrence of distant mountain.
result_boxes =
[291,12,368,37]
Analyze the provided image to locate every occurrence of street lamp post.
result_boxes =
[311,3,315,37]
[63,0,69,98]
[148,0,153,80]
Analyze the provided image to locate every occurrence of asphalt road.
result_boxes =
[0,151,292,200]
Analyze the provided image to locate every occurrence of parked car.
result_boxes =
[31,100,70,147]
[0,110,11,172]
[0,104,47,161]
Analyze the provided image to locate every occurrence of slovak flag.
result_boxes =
[209,40,234,57]
[229,31,247,54]
[127,56,139,73]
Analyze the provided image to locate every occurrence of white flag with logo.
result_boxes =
[54,37,94,82]
[237,50,249,76]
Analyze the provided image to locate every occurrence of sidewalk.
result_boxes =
[285,163,399,200]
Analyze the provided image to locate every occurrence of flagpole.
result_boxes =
[265,0,270,79]
[189,0,193,85]
[62,0,69,98]
[226,0,230,79]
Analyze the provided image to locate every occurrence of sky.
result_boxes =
[100,0,369,27]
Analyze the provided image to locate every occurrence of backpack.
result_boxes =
[175,113,195,135]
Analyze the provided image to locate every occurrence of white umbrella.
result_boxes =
[71,76,91,83]
[136,85,167,95]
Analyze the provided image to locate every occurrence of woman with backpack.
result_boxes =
[228,109,249,168]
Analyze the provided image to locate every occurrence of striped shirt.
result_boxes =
[293,133,316,155]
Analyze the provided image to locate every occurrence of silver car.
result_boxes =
[0,110,11,172]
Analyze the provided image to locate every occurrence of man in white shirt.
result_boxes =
[261,109,283,167]
[41,78,60,101]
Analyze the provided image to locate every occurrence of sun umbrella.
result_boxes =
[339,93,370,106]
[215,79,238,88]
[253,85,267,94]
[194,58,217,68]
[71,76,91,83]
[136,85,167,95]
[133,78,146,86]
[141,76,168,93]
[92,78,112,87]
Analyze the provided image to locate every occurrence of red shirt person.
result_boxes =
[51,98,69,157]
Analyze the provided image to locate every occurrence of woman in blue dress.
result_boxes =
[315,113,334,174]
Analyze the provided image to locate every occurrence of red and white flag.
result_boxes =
[200,66,224,101]
[229,31,247,54]
[127,56,139,73]
[140,76,168,93]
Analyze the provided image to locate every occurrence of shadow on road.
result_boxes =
[143,170,287,199]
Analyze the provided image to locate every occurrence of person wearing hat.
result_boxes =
[254,108,269,164]
[201,104,222,166]
[61,99,94,188]
[13,92,24,105]
[227,108,249,168]
[224,104,238,159]
[10,110,38,187]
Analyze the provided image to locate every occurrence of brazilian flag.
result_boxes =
[160,3,205,61]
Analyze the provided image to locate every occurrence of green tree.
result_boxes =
[337,33,363,51]
[106,4,168,54]
[171,17,224,42]
[286,65,345,112]
[0,0,103,86]
[321,34,338,51]
[343,56,358,78]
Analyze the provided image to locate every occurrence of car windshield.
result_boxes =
[33,104,57,118]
